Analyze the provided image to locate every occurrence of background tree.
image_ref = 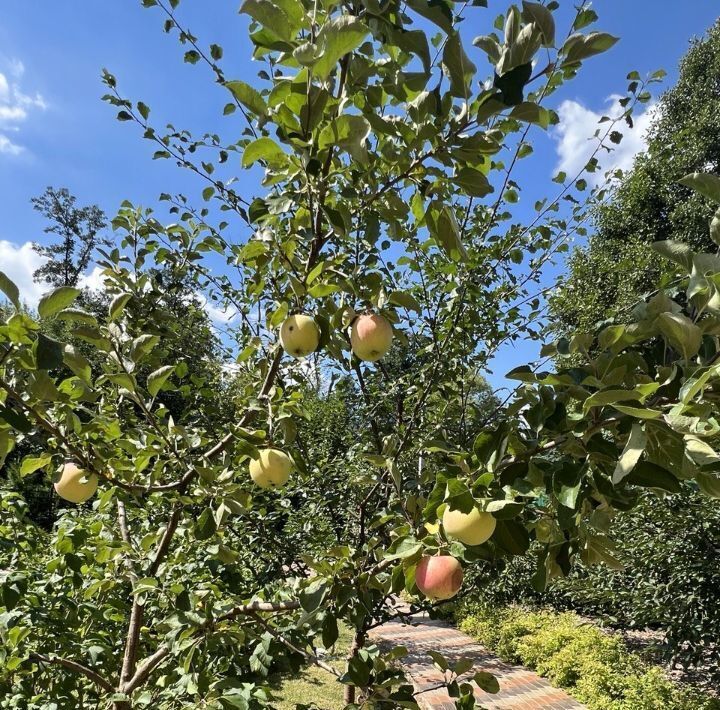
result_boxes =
[551,20,720,335]
[32,187,108,289]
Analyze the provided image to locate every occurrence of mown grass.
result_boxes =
[267,624,353,709]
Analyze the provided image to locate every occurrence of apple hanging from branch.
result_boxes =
[54,462,98,504]
[280,314,320,358]
[415,554,464,600]
[443,507,496,546]
[350,313,393,362]
[249,448,294,489]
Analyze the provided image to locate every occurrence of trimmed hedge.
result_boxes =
[455,603,719,710]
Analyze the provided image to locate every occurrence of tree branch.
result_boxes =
[125,599,302,693]
[29,653,114,694]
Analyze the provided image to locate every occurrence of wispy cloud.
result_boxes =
[553,96,659,185]
[0,57,46,155]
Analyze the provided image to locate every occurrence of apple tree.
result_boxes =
[2,1,715,708]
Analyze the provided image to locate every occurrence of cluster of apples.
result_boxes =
[415,506,497,601]
[279,311,394,362]
[248,312,394,490]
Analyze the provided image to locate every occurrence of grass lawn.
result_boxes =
[267,624,353,709]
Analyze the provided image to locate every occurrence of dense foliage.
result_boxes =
[460,486,720,680]
[551,20,720,335]
[1,1,719,709]
[456,604,719,710]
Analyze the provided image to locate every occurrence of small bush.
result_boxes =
[455,603,719,710]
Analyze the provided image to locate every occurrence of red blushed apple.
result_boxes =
[415,555,463,600]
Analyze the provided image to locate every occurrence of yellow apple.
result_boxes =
[415,555,463,600]
[249,448,294,489]
[442,507,496,546]
[280,314,320,358]
[54,462,98,504]
[350,313,393,361]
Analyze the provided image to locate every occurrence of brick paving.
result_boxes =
[369,610,585,709]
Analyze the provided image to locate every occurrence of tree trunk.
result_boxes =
[343,630,367,705]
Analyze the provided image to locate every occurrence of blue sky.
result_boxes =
[1,1,718,390]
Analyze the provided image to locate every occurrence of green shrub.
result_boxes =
[455,604,719,710]
[462,488,720,678]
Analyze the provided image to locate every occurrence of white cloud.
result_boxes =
[0,240,47,307]
[0,57,46,156]
[198,293,238,324]
[77,266,107,293]
[553,96,659,185]
[0,241,112,309]
[0,134,22,155]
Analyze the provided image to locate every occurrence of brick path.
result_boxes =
[369,610,585,709]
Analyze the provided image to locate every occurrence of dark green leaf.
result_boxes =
[36,333,64,370]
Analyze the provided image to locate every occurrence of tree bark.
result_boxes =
[343,630,367,705]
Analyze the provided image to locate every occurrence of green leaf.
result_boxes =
[625,461,681,493]
[710,208,720,246]
[35,333,64,370]
[521,1,555,47]
[0,405,32,433]
[312,16,369,80]
[389,28,431,74]
[385,536,422,560]
[678,172,720,203]
[194,508,217,540]
[268,302,288,328]
[29,371,59,401]
[239,0,298,42]
[583,388,646,415]
[498,23,542,74]
[454,167,492,197]
[562,32,619,66]
[56,308,98,325]
[442,32,476,98]
[427,650,449,671]
[147,365,175,397]
[20,454,52,476]
[405,0,453,34]
[510,102,552,128]
[493,519,530,555]
[427,204,467,261]
[680,363,720,403]
[657,312,702,360]
[697,471,720,498]
[557,481,581,509]
[38,286,81,319]
[321,614,339,649]
[389,291,421,312]
[109,293,132,321]
[242,137,288,168]
[474,670,500,693]
[494,62,532,106]
[612,423,646,485]
[0,271,20,309]
[318,114,371,165]
[225,80,268,116]
[651,239,694,271]
[299,580,328,612]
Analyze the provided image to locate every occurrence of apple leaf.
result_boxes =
[38,286,81,319]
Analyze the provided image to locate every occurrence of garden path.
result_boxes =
[369,607,585,709]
